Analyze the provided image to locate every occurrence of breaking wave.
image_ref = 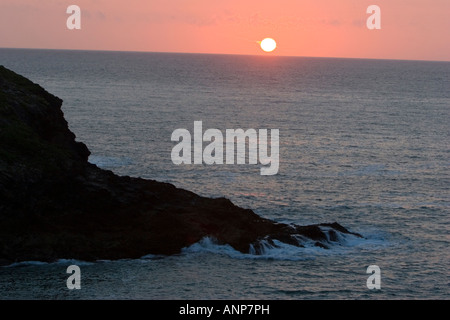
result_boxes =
[181,226,388,261]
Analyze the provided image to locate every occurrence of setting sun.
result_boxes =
[260,38,277,53]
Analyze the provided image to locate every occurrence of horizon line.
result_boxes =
[1,46,449,63]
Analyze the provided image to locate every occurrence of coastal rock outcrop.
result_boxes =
[0,66,361,265]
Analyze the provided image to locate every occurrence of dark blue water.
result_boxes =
[0,49,449,299]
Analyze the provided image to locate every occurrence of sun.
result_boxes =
[260,38,277,52]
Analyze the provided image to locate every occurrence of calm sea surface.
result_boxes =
[0,49,449,299]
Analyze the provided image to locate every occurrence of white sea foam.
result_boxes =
[5,261,50,267]
[181,237,322,261]
[3,229,388,267]
[55,259,94,266]
[181,228,388,261]
[4,259,94,268]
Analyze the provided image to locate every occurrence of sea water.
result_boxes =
[0,49,449,299]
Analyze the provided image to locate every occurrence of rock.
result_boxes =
[0,66,362,264]
[0,259,11,266]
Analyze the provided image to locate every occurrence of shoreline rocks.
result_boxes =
[0,65,361,265]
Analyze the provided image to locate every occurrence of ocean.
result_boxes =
[0,48,448,299]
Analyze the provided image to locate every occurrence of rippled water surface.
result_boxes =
[0,49,449,299]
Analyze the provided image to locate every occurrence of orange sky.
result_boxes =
[0,0,449,61]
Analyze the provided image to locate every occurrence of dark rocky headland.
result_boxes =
[0,66,361,265]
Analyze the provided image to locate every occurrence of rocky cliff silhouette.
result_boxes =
[0,66,361,265]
